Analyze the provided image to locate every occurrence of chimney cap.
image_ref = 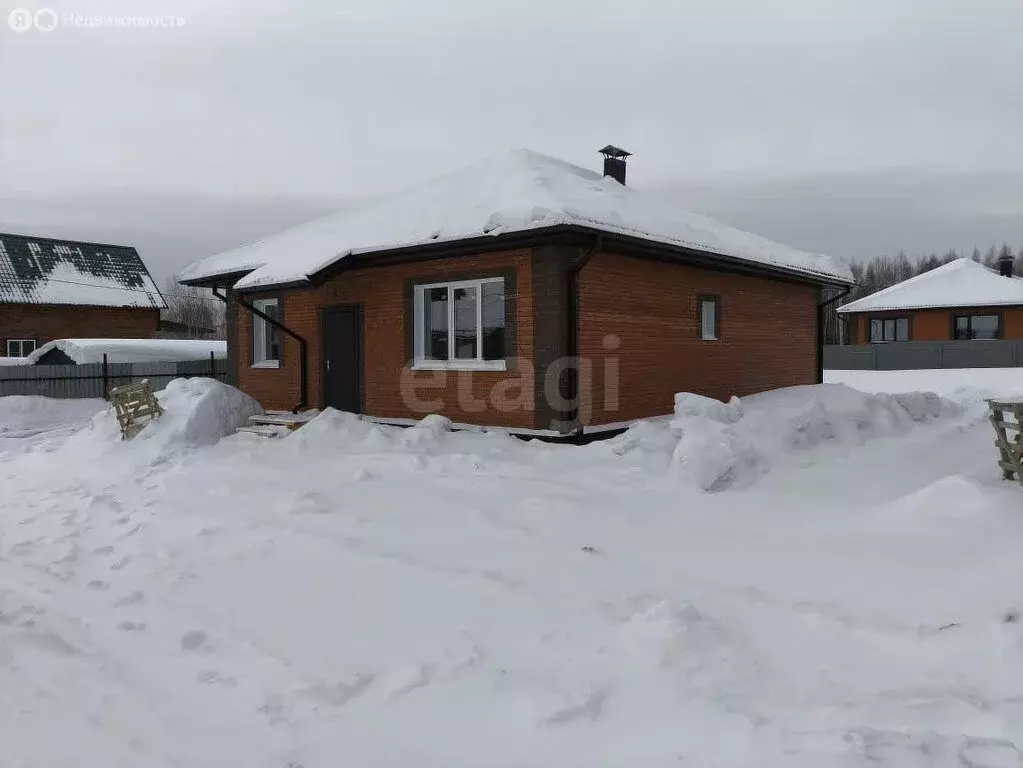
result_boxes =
[598,145,632,159]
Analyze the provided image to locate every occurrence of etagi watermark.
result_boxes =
[8,7,186,33]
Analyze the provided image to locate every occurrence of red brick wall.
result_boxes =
[578,252,819,425]
[234,249,536,428]
[0,304,159,355]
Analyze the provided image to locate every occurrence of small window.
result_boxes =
[699,296,719,340]
[953,314,999,340]
[413,278,505,369]
[6,339,36,357]
[252,298,281,367]
[870,317,909,343]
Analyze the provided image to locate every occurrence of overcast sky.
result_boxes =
[1,0,1021,282]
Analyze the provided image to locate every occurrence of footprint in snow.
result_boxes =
[545,689,609,726]
[181,630,209,651]
[114,590,144,608]
[196,669,237,687]
[117,621,146,632]
[110,555,132,571]
[86,580,109,591]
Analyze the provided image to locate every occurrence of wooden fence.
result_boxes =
[0,354,227,399]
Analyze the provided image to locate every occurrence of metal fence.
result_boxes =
[824,340,1023,370]
[0,354,228,398]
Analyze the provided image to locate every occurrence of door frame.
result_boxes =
[319,304,365,413]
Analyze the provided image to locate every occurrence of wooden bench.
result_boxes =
[109,379,163,439]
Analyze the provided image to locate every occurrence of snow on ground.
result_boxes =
[827,367,1023,401]
[0,395,106,450]
[3,372,1023,766]
[26,338,227,365]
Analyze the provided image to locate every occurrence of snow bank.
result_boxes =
[287,409,479,455]
[27,338,227,365]
[739,384,957,453]
[613,384,960,491]
[673,392,743,423]
[0,356,28,366]
[139,378,261,448]
[78,378,261,452]
[826,368,1023,410]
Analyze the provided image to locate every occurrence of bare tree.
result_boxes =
[162,278,225,339]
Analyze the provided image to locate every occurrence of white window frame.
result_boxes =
[699,296,719,341]
[412,277,506,371]
[6,339,36,357]
[252,298,280,368]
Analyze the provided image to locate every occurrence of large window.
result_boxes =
[698,296,719,340]
[6,339,36,357]
[954,314,999,340]
[252,298,281,367]
[413,277,505,369]
[870,317,909,343]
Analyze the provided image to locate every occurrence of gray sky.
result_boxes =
[1,0,1021,282]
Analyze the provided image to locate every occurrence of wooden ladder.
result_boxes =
[109,379,163,439]
[988,398,1023,484]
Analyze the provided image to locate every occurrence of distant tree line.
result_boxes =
[823,243,1022,343]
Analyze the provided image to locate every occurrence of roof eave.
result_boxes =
[188,223,852,292]
[840,301,1023,314]
[178,269,257,289]
[306,223,853,289]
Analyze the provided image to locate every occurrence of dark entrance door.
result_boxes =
[322,306,363,413]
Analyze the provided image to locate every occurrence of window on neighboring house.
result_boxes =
[953,314,999,340]
[252,298,281,367]
[699,296,719,340]
[6,339,36,357]
[413,278,506,369]
[869,317,909,343]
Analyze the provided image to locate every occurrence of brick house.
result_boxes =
[0,233,164,357]
[839,257,1023,344]
[180,147,852,436]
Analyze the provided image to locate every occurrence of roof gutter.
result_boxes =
[223,290,309,413]
[817,284,852,383]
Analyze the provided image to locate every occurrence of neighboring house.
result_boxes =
[0,232,165,357]
[27,338,227,365]
[180,147,852,436]
[839,256,1023,344]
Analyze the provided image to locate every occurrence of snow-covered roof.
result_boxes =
[838,258,1023,314]
[0,233,165,309]
[180,149,852,289]
[27,339,226,365]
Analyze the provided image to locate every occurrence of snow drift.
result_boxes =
[78,378,261,452]
[614,384,961,491]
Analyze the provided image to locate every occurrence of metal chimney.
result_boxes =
[598,145,632,185]
[1000,254,1015,277]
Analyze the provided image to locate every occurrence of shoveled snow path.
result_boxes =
[3,395,1023,765]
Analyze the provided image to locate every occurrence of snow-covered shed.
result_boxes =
[27,339,227,366]
[839,257,1023,344]
[0,232,166,358]
[180,146,852,435]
